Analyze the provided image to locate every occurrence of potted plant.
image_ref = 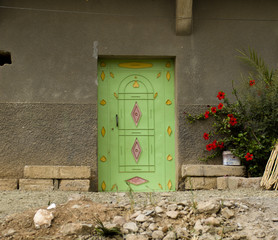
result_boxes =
[186,48,278,177]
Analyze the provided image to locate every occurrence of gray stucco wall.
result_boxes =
[0,0,278,190]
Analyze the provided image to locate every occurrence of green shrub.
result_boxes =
[186,48,278,176]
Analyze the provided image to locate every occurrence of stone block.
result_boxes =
[24,166,91,179]
[0,179,18,190]
[182,165,245,177]
[217,177,262,190]
[19,179,54,191]
[59,180,90,192]
[185,177,217,190]
[217,177,228,190]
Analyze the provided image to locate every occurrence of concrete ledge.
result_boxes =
[19,179,54,191]
[182,165,245,178]
[217,177,262,190]
[0,179,18,191]
[24,166,91,179]
[185,177,217,190]
[59,180,90,192]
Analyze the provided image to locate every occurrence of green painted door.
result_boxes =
[98,59,175,192]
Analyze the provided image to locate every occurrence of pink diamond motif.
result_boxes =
[131,138,142,163]
[131,102,142,126]
[126,176,148,185]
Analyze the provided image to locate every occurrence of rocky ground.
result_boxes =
[0,189,278,239]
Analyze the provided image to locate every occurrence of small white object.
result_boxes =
[33,209,54,229]
[47,203,56,210]
[223,151,241,166]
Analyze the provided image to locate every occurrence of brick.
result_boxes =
[19,179,54,191]
[59,180,90,192]
[0,179,18,191]
[182,165,245,177]
[24,166,91,179]
[185,177,217,190]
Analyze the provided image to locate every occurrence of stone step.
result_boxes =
[185,177,217,190]
[59,180,90,192]
[0,179,18,190]
[217,177,262,190]
[19,179,54,191]
[24,165,91,179]
[182,164,245,178]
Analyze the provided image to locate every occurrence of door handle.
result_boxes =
[116,114,118,127]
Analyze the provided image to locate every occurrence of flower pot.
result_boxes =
[222,151,241,166]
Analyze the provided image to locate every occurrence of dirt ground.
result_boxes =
[0,189,278,239]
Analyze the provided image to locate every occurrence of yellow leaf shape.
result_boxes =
[158,183,163,190]
[167,180,172,190]
[101,127,106,137]
[101,71,105,81]
[167,126,172,136]
[114,92,118,99]
[100,99,106,106]
[133,81,139,88]
[166,62,171,68]
[101,181,106,191]
[110,72,114,78]
[166,71,170,81]
[100,62,106,67]
[166,99,172,105]
[154,92,158,99]
[157,72,161,78]
[167,154,173,161]
[100,156,106,162]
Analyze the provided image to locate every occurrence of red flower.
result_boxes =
[245,152,253,161]
[211,140,217,150]
[249,80,255,86]
[211,107,217,114]
[204,111,210,119]
[227,114,234,118]
[217,91,225,100]
[229,117,237,126]
[206,144,213,151]
[218,142,224,149]
[203,132,209,140]
[218,103,223,110]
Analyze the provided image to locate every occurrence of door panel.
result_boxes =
[98,60,175,192]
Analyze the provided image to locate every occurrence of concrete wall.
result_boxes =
[0,0,278,190]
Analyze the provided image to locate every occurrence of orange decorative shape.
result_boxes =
[166,62,171,68]
[101,71,105,81]
[154,92,158,99]
[167,126,172,136]
[111,184,117,191]
[167,154,173,161]
[133,81,139,88]
[166,99,172,105]
[157,72,161,78]
[100,156,106,162]
[166,71,171,81]
[114,92,118,99]
[118,62,153,69]
[110,72,114,78]
[158,183,163,190]
[101,127,106,137]
[101,181,106,191]
[167,180,172,190]
[100,62,106,67]
[100,99,106,106]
